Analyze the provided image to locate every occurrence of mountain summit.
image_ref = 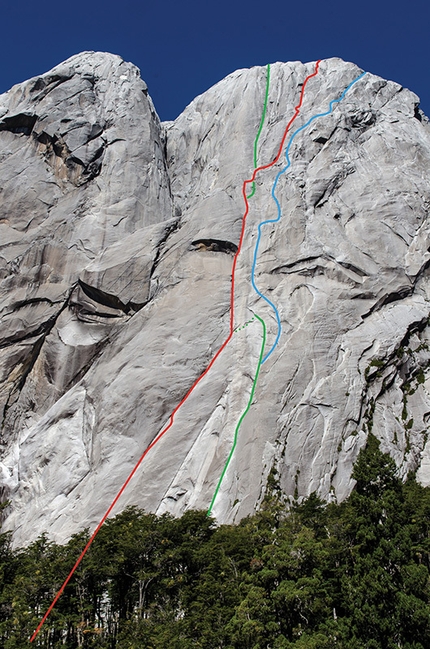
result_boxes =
[1,52,430,547]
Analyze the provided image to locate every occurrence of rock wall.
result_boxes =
[1,52,430,547]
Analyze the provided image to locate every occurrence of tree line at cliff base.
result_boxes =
[1,434,430,648]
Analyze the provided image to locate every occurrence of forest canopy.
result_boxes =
[1,434,430,648]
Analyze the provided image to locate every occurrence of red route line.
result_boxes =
[30,59,321,643]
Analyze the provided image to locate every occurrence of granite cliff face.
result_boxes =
[1,52,430,547]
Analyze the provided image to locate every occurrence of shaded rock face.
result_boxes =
[1,52,430,547]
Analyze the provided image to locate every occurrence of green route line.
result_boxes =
[234,316,255,332]
[207,63,271,516]
[207,314,266,516]
[247,63,271,199]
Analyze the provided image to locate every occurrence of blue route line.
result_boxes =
[251,71,367,364]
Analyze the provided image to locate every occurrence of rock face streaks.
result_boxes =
[1,53,430,547]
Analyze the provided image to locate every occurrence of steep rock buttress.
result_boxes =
[1,53,430,546]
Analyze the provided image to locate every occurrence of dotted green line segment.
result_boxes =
[207,314,266,516]
[247,63,271,200]
[234,316,256,332]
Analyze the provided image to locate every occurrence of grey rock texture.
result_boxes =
[1,52,430,547]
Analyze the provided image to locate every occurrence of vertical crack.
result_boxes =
[148,218,181,286]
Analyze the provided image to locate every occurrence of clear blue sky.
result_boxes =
[1,0,429,122]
